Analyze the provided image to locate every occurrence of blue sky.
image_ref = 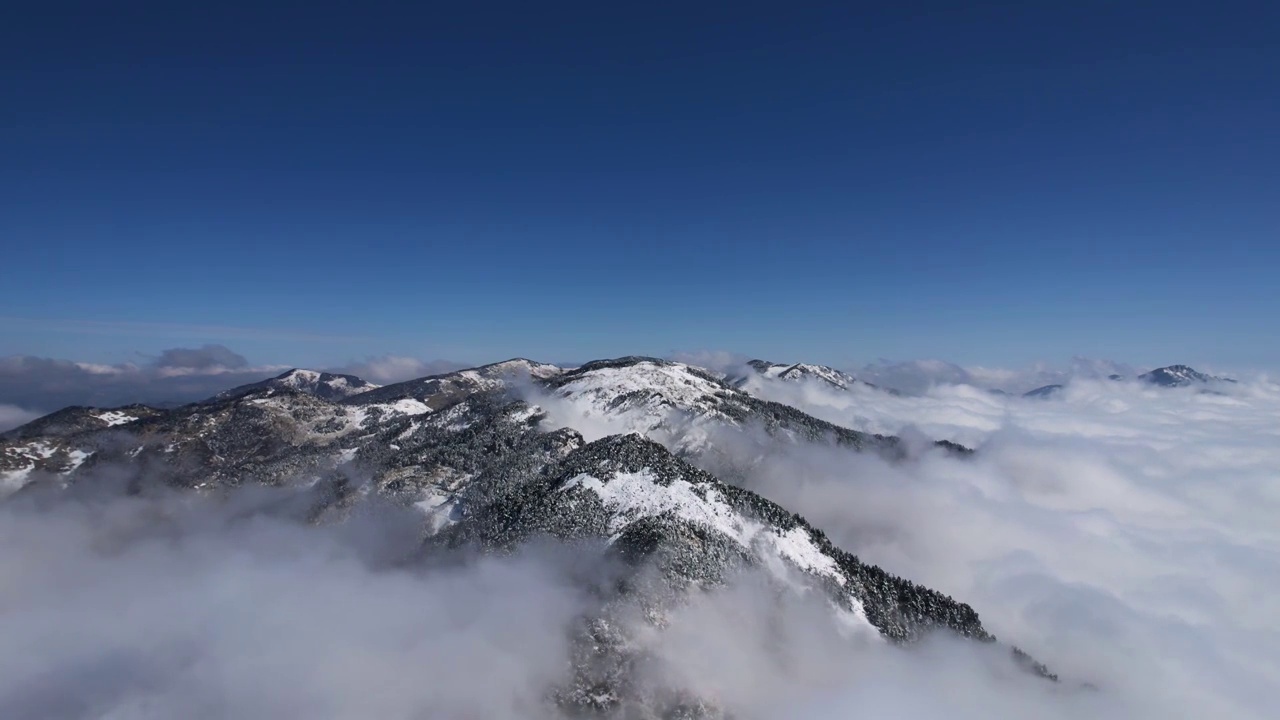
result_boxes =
[3,1,1277,371]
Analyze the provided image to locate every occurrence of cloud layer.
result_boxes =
[710,373,1280,718]
[0,485,587,719]
[331,355,468,384]
[666,351,1147,395]
[851,357,1142,395]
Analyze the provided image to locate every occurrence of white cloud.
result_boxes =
[332,355,467,384]
[0,487,585,719]
[0,405,42,433]
[666,349,751,374]
[0,349,468,417]
[0,352,287,413]
[854,357,1140,395]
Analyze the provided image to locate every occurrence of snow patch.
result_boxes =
[368,398,432,417]
[64,449,92,472]
[561,471,752,542]
[93,410,138,427]
[341,409,369,431]
[508,405,541,423]
[279,369,321,388]
[414,490,459,533]
[542,361,738,446]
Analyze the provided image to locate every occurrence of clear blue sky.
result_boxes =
[3,1,1277,370]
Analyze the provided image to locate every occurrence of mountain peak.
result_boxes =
[1139,364,1235,387]
[216,368,380,402]
[544,357,737,437]
[741,359,863,391]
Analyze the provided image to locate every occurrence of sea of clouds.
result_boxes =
[714,371,1280,718]
[0,359,1275,718]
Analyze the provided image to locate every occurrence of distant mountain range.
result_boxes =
[0,354,1074,714]
[1022,364,1236,398]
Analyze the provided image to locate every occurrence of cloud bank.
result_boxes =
[0,348,284,427]
[0,472,1113,720]
[852,357,1142,395]
[666,351,1147,395]
[331,355,468,384]
[152,344,251,372]
[0,484,587,719]
[702,372,1280,718]
[0,349,466,430]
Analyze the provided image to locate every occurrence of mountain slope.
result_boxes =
[441,432,990,641]
[1,404,167,491]
[433,433,1050,713]
[1,403,164,441]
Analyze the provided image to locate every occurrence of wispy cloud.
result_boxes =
[0,487,586,719]
[0,405,41,433]
[0,347,469,428]
[0,316,367,343]
[0,347,287,420]
[331,355,468,384]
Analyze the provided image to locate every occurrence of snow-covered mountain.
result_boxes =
[735,359,903,400]
[0,404,168,491]
[0,354,1052,714]
[218,368,381,401]
[1138,364,1235,387]
[740,359,860,390]
[537,357,957,463]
